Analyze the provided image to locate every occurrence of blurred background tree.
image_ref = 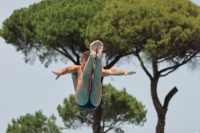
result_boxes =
[6,110,62,133]
[86,0,200,133]
[0,0,106,67]
[0,1,134,133]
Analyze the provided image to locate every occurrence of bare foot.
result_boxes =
[90,40,103,58]
[96,41,103,58]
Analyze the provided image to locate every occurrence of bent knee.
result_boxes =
[90,99,101,107]
[75,92,89,106]
[75,97,88,106]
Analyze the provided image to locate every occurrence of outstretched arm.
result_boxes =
[52,65,79,80]
[102,68,136,77]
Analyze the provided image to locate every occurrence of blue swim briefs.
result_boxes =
[77,100,97,111]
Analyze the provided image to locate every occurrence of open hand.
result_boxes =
[52,71,61,80]
[124,71,136,76]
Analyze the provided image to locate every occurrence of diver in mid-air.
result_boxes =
[52,40,136,110]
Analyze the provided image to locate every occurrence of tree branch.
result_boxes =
[163,87,178,111]
[51,44,77,64]
[104,53,127,69]
[160,68,178,77]
[159,51,199,76]
[157,58,167,64]
[104,114,122,133]
[136,54,153,80]
[104,126,114,133]
[113,122,126,130]
[69,44,80,64]
[157,55,174,64]
[105,55,113,66]
[76,115,93,125]
[51,46,68,57]
[58,44,77,64]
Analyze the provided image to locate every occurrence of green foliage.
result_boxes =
[0,0,105,66]
[86,0,200,62]
[84,1,200,132]
[1,0,200,67]
[57,83,147,133]
[6,110,62,133]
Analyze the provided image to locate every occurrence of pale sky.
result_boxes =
[0,0,200,133]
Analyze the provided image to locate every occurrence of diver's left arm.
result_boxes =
[102,68,136,76]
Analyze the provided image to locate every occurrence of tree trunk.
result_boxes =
[92,77,104,133]
[151,78,178,133]
[156,112,166,133]
[92,104,102,133]
[151,77,165,133]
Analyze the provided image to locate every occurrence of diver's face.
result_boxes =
[80,58,95,70]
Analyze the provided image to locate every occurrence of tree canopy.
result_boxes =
[6,111,62,133]
[85,0,200,133]
[57,83,147,133]
[87,0,200,71]
[0,0,133,69]
[0,1,141,133]
[0,0,105,67]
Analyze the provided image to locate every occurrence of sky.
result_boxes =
[0,0,200,133]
